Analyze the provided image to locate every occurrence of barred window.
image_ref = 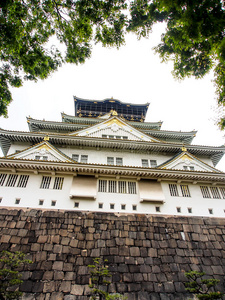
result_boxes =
[98,180,107,192]
[108,180,117,193]
[51,200,56,206]
[169,184,179,197]
[220,187,225,199]
[39,200,44,205]
[200,186,211,198]
[210,187,221,199]
[98,180,137,194]
[53,177,64,190]
[180,185,191,197]
[0,174,7,186]
[142,159,149,167]
[72,154,79,162]
[107,157,114,165]
[150,160,157,168]
[121,204,126,210]
[17,175,29,188]
[80,155,88,163]
[128,182,137,194]
[118,181,126,193]
[5,174,18,187]
[116,158,123,166]
[40,176,51,189]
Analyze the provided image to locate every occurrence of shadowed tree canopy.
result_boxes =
[1,0,225,128]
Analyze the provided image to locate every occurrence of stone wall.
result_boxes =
[0,208,225,300]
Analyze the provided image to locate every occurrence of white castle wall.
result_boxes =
[1,172,225,218]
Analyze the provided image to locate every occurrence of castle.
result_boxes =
[0,96,225,217]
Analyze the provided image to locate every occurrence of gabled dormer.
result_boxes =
[69,112,162,143]
[158,147,221,173]
[6,138,74,163]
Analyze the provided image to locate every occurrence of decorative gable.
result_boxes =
[7,140,73,163]
[69,115,161,142]
[159,149,220,173]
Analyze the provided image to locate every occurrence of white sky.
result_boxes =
[0,24,225,171]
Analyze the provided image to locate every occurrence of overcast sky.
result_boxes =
[0,24,224,171]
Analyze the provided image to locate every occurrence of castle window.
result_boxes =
[98,203,103,209]
[176,207,181,213]
[116,157,123,166]
[0,174,7,186]
[200,186,211,198]
[72,154,79,162]
[98,180,107,192]
[110,203,115,209]
[80,155,88,163]
[183,166,195,171]
[39,200,44,205]
[118,181,126,193]
[15,198,20,205]
[51,200,56,206]
[121,204,126,210]
[17,175,29,188]
[53,177,64,190]
[0,198,2,203]
[128,182,137,194]
[98,180,137,194]
[155,206,160,212]
[210,187,221,199]
[142,159,149,167]
[169,184,179,197]
[5,174,18,187]
[40,176,51,189]
[35,155,41,160]
[107,157,114,165]
[220,187,225,199]
[180,185,191,197]
[108,180,117,193]
[208,208,213,215]
[150,160,157,168]
[74,202,79,208]
[188,207,192,213]
[132,205,137,211]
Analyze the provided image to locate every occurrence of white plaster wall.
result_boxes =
[5,141,217,170]
[1,172,225,218]
[7,143,32,156]
[60,147,174,167]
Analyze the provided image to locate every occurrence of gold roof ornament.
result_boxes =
[182,145,187,152]
[44,135,49,141]
[111,110,118,116]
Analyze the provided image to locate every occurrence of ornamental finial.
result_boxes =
[182,145,187,152]
[44,135,49,141]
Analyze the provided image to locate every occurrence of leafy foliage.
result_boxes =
[0,0,127,116]
[0,251,32,300]
[1,0,225,125]
[88,258,126,300]
[184,271,223,299]
[128,0,225,128]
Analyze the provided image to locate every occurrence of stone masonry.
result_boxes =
[0,208,225,299]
